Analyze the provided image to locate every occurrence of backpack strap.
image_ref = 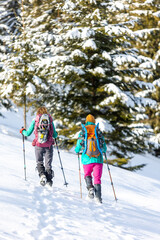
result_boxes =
[34,114,41,132]
[95,123,103,155]
[81,123,88,154]
[35,114,40,123]
[48,114,53,136]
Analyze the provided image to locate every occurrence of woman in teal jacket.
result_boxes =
[75,114,107,203]
[20,106,57,187]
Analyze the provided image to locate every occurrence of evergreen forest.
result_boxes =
[0,0,160,168]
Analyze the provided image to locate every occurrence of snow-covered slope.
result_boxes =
[0,109,160,240]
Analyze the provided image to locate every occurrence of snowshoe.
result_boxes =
[40,174,47,186]
[88,187,94,199]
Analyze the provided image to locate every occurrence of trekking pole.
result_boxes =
[78,153,82,199]
[55,139,68,187]
[104,152,118,201]
[22,129,27,181]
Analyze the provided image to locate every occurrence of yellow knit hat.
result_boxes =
[86,114,95,123]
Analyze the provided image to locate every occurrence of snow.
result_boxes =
[106,2,129,12]
[139,61,156,70]
[102,83,135,108]
[81,28,95,39]
[66,28,81,39]
[91,9,101,20]
[102,51,111,61]
[113,54,156,69]
[134,28,160,39]
[26,82,36,95]
[153,11,160,18]
[33,76,42,85]
[96,117,115,133]
[63,0,76,10]
[0,108,160,240]
[133,80,155,90]
[64,65,85,76]
[64,27,96,41]
[131,10,152,16]
[153,78,160,87]
[89,67,105,76]
[70,49,88,60]
[1,83,13,96]
[90,0,97,4]
[82,39,97,50]
[105,25,133,37]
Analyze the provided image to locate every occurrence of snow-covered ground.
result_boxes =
[0,108,160,240]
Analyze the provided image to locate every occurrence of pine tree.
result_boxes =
[0,0,20,55]
[0,0,19,114]
[41,0,157,161]
[0,0,52,127]
[121,0,160,152]
[0,0,159,164]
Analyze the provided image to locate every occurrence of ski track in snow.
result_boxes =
[0,129,160,239]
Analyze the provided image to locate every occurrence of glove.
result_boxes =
[20,128,26,134]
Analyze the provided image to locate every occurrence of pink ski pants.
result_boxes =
[83,163,103,185]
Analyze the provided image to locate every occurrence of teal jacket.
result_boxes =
[75,122,107,165]
[22,119,58,138]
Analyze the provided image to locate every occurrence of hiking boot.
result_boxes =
[46,180,53,188]
[40,174,47,186]
[85,176,94,190]
[94,184,102,203]
[37,163,45,176]
[85,176,94,199]
[46,169,54,182]
[88,187,94,199]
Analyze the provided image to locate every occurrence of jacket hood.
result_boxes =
[86,114,95,124]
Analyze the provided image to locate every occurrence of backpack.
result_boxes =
[80,123,103,158]
[34,114,53,145]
